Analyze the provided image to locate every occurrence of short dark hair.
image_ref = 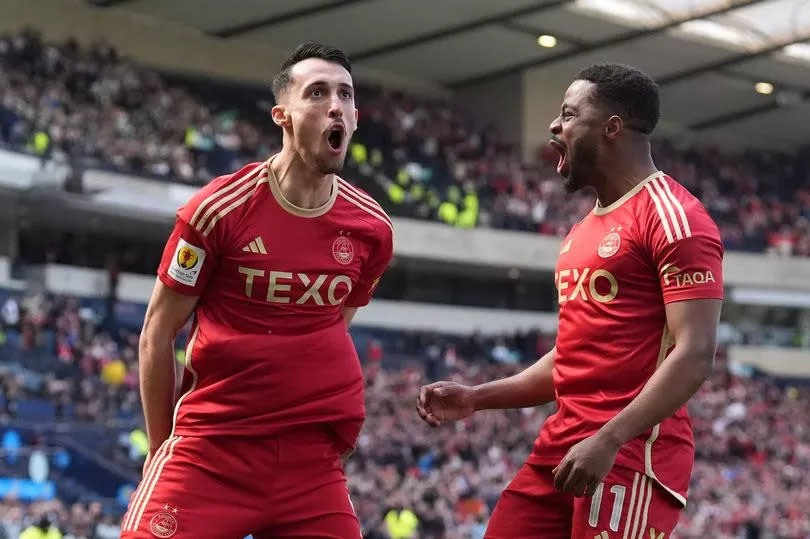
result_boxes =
[272,42,352,101]
[575,64,660,135]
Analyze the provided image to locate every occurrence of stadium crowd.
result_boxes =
[0,293,808,538]
[0,294,140,427]
[1,30,809,256]
[0,500,120,539]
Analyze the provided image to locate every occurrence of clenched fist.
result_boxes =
[416,381,477,426]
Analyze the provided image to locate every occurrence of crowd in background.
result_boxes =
[0,294,140,427]
[0,500,119,539]
[0,293,808,538]
[1,30,809,256]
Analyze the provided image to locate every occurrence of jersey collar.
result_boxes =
[266,155,338,218]
[593,171,663,216]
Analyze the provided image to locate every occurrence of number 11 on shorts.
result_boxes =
[588,482,627,532]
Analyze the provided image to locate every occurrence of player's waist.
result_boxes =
[533,405,692,457]
[172,415,364,455]
[196,314,351,338]
[191,322,357,360]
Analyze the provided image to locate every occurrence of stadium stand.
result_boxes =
[1,30,809,257]
[0,292,809,538]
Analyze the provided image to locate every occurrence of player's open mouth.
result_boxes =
[549,139,569,177]
[327,125,345,152]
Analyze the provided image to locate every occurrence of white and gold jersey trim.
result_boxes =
[189,161,267,237]
[644,174,692,244]
[593,171,661,216]
[623,472,654,539]
[642,324,688,507]
[336,178,394,235]
[266,156,338,218]
[121,435,183,531]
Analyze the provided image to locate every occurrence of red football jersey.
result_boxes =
[156,157,394,453]
[528,172,724,505]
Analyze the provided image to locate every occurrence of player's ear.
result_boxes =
[271,104,290,128]
[604,115,622,140]
[353,107,359,131]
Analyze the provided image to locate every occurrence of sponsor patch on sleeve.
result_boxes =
[168,238,206,287]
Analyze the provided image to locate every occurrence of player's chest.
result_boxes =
[220,217,368,307]
[554,216,650,306]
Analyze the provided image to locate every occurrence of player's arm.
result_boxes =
[472,346,556,410]
[144,202,218,454]
[597,298,721,448]
[596,200,725,448]
[139,281,198,455]
[416,347,555,426]
[553,299,721,496]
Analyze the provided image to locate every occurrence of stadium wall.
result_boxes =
[3,150,810,294]
[729,345,810,378]
[0,0,449,97]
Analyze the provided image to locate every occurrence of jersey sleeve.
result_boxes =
[647,198,724,304]
[156,185,225,296]
[344,224,394,308]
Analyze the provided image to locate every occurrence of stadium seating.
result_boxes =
[1,30,808,257]
[0,292,808,538]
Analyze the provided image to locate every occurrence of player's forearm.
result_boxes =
[597,343,714,448]
[472,347,556,410]
[139,333,176,452]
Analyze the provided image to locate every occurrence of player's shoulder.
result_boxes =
[635,172,720,243]
[177,161,268,236]
[334,176,394,241]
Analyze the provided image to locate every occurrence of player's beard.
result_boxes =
[563,135,598,193]
[314,151,346,174]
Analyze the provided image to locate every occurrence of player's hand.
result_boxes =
[416,381,476,427]
[552,432,621,497]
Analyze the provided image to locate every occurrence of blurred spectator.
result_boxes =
[18,515,61,539]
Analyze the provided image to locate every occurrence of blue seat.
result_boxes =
[16,398,56,422]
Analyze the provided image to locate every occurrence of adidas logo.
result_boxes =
[242,236,268,254]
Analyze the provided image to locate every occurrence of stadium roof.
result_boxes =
[95,0,810,149]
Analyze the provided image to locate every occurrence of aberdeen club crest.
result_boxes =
[150,507,179,538]
[598,230,621,258]
[332,235,355,265]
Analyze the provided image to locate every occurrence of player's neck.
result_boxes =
[271,150,334,209]
[595,154,657,208]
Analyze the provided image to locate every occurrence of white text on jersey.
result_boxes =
[555,268,619,304]
[238,266,352,305]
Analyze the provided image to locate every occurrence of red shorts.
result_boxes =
[120,427,360,539]
[486,463,682,539]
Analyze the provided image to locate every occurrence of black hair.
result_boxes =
[575,64,660,135]
[272,42,352,101]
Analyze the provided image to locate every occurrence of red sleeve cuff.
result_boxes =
[663,290,724,304]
